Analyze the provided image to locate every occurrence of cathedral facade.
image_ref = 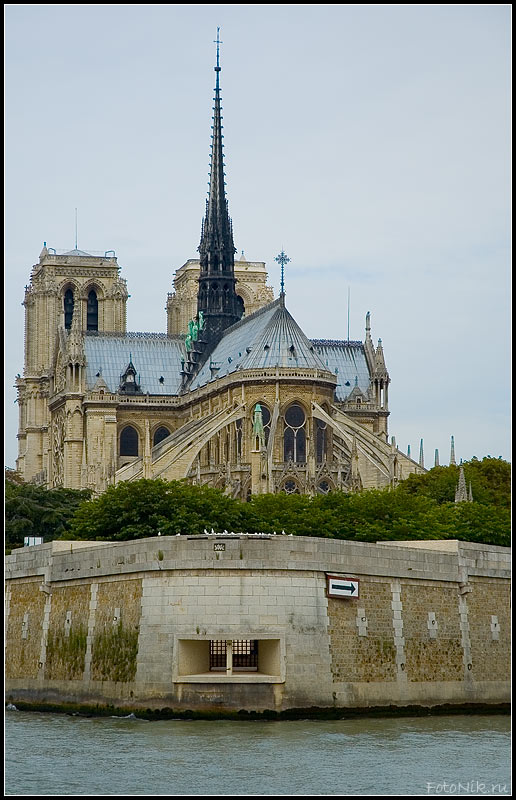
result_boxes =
[15,49,425,499]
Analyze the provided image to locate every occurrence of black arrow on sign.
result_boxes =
[333,582,357,594]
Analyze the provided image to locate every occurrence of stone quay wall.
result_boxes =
[5,535,510,714]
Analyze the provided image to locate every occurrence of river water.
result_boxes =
[5,708,511,796]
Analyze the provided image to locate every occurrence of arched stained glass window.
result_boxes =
[316,418,327,463]
[153,426,170,447]
[120,426,139,456]
[283,404,306,463]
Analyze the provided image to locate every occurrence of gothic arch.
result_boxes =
[81,280,107,300]
[152,425,171,447]
[282,401,307,464]
[119,424,141,457]
[58,280,81,330]
[234,283,252,316]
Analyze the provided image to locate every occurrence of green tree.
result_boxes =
[398,457,511,508]
[5,478,91,553]
[69,479,246,541]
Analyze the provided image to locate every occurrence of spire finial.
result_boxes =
[274,249,290,295]
[214,27,222,84]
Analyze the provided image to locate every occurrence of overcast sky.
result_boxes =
[5,4,511,470]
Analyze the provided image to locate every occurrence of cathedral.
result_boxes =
[15,43,425,499]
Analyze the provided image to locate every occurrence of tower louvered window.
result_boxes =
[87,289,98,331]
[64,289,74,330]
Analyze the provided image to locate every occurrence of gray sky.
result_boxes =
[5,4,511,470]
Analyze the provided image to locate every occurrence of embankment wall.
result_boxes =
[5,535,510,715]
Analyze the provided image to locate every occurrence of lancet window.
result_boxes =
[316,418,327,463]
[283,404,306,463]
[153,426,170,447]
[64,289,74,330]
[120,426,139,457]
[87,289,98,331]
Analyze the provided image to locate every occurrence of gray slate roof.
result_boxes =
[310,341,371,401]
[82,305,372,401]
[84,332,185,395]
[189,298,329,390]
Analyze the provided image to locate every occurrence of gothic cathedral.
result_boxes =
[15,46,425,499]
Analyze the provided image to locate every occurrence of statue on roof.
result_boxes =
[252,403,266,450]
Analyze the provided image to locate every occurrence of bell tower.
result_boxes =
[15,245,128,484]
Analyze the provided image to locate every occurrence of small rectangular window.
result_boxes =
[175,637,283,683]
[209,639,258,671]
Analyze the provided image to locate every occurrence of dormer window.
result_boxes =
[119,360,141,395]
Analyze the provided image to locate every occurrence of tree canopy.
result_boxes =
[68,479,246,541]
[5,476,91,553]
[5,457,511,552]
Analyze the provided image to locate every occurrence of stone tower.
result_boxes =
[15,246,128,484]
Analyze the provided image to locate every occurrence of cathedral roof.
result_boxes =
[189,298,329,390]
[82,313,373,401]
[310,340,370,401]
[84,332,186,395]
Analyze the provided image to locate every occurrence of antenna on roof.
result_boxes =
[347,287,350,343]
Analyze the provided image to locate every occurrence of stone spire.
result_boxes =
[434,448,439,467]
[419,438,424,468]
[455,466,470,503]
[364,311,375,373]
[197,28,241,348]
[450,435,457,466]
[350,434,362,491]
[374,338,388,377]
[66,304,85,365]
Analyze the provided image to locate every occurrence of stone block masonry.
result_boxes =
[4,536,510,715]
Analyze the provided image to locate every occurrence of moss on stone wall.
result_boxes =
[5,581,46,679]
[45,625,88,680]
[91,622,139,683]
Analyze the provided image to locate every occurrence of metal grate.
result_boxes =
[209,640,227,670]
[209,639,258,671]
[233,639,258,670]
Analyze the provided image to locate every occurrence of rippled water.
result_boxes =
[5,709,511,796]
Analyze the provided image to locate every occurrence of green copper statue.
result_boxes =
[252,403,266,449]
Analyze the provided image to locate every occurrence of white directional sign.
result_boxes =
[327,575,360,599]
